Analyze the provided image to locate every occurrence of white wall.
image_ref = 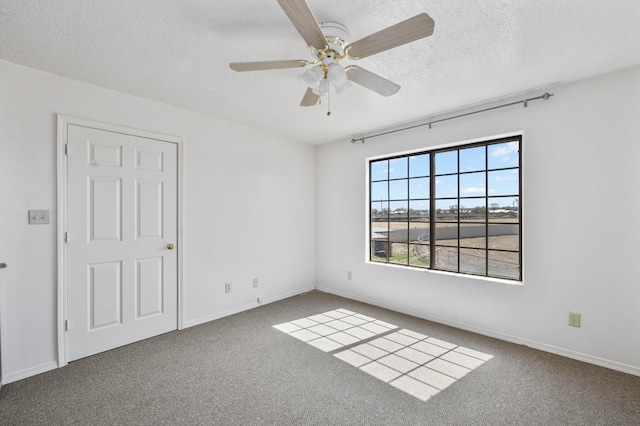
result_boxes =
[0,60,316,382]
[2,59,638,384]
[316,66,640,375]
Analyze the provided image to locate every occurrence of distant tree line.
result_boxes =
[372,200,518,219]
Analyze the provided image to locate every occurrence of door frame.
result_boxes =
[56,115,184,367]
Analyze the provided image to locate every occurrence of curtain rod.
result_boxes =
[350,92,554,144]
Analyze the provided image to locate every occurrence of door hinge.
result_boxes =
[65,320,69,331]
[64,144,68,155]
[64,232,68,243]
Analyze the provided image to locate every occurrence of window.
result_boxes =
[369,136,521,281]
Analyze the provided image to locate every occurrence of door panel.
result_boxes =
[137,180,163,239]
[136,257,164,318]
[90,176,122,241]
[89,261,123,330]
[67,124,177,361]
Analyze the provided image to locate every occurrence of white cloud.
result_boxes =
[461,186,486,195]
[495,175,517,182]
[490,142,518,157]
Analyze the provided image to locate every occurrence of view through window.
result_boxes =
[369,136,521,281]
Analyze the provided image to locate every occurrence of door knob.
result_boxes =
[167,243,175,250]
[0,263,6,269]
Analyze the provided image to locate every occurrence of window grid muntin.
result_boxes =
[370,136,521,281]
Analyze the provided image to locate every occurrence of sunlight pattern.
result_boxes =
[274,309,493,401]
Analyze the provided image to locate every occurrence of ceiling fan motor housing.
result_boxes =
[318,22,351,58]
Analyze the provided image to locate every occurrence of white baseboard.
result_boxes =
[2,360,58,385]
[316,286,640,378]
[182,285,316,329]
[3,287,315,384]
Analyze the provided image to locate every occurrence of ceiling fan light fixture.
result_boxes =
[303,65,324,88]
[328,63,347,86]
[318,78,330,96]
[335,80,352,95]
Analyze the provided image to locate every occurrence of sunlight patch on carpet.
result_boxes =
[273,309,493,402]
[273,308,398,350]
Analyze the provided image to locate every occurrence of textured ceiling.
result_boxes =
[2,1,640,144]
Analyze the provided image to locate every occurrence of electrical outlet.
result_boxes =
[253,278,259,288]
[225,282,232,293]
[568,312,581,327]
[347,271,352,280]
[257,297,261,304]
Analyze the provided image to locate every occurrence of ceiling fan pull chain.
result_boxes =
[327,85,331,116]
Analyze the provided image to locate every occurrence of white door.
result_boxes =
[66,124,178,361]
[0,262,6,388]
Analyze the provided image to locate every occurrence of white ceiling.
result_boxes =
[2,1,640,145]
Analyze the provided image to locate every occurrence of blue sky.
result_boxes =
[370,141,519,209]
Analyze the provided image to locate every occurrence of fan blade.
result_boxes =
[230,60,309,72]
[346,66,401,96]
[276,0,327,49]
[300,87,320,107]
[346,13,435,59]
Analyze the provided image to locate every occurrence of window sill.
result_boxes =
[366,260,523,286]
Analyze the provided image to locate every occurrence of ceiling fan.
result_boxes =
[229,0,435,112]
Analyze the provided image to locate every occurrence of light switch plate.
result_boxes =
[28,210,49,225]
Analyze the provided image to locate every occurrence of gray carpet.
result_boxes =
[1,291,639,425]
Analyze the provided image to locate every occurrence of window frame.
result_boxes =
[368,135,522,281]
